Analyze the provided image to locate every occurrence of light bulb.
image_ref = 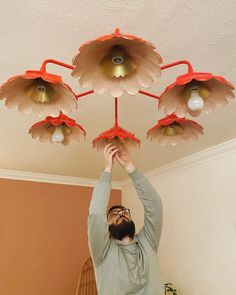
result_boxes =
[52,126,64,143]
[187,89,204,111]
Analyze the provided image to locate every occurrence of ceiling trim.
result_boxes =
[0,169,123,189]
[122,138,236,187]
[1,139,235,189]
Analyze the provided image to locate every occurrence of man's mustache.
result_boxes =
[118,216,129,222]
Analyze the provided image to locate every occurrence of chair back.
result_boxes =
[76,256,98,295]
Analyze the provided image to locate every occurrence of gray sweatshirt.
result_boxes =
[88,169,164,295]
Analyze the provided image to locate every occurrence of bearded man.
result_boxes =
[88,144,164,295]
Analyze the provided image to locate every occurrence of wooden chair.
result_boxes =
[76,256,98,295]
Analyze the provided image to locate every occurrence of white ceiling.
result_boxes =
[0,0,235,181]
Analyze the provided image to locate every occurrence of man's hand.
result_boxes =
[104,144,118,173]
[115,146,136,174]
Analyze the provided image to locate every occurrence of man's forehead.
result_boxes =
[109,208,123,214]
[109,207,128,214]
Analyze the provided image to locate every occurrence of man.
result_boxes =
[88,144,164,295]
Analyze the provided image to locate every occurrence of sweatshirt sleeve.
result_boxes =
[87,172,111,266]
[129,169,163,252]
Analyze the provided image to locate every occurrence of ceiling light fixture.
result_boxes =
[0,28,234,148]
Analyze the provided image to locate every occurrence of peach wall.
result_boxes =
[0,178,121,295]
[122,150,236,295]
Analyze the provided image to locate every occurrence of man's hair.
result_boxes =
[107,205,126,218]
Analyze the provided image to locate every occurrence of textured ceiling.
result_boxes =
[0,0,235,181]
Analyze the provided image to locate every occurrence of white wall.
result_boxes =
[122,141,236,295]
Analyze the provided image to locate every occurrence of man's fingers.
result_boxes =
[104,143,113,154]
[104,143,115,152]
[110,148,118,158]
[106,145,118,156]
[104,146,114,156]
[115,154,122,162]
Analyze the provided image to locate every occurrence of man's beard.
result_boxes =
[109,218,135,240]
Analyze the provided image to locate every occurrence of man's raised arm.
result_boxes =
[88,144,118,266]
[115,148,163,252]
[129,169,163,251]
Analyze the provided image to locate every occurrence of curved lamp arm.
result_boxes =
[40,59,75,72]
[161,60,194,73]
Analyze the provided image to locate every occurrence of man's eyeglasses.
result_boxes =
[108,208,131,219]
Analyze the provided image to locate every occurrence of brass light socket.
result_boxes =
[24,78,57,103]
[160,122,184,136]
[99,46,137,78]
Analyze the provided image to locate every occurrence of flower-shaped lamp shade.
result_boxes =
[158,72,235,117]
[29,113,86,145]
[147,114,204,145]
[0,70,77,117]
[72,29,163,97]
[93,124,140,151]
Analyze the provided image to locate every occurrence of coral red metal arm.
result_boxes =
[139,90,159,100]
[76,90,94,99]
[40,59,75,72]
[160,60,194,73]
[76,90,159,100]
[114,97,118,127]
[138,60,194,100]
